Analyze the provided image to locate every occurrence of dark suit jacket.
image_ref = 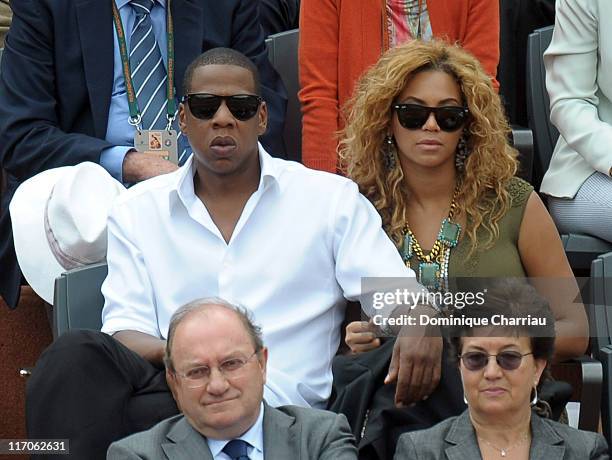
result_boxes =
[498,0,555,127]
[394,410,609,460]
[0,0,10,47]
[0,0,287,308]
[107,403,358,459]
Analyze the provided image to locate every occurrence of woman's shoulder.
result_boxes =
[398,413,465,447]
[406,414,459,440]
[535,415,609,458]
[505,176,534,208]
[395,412,474,458]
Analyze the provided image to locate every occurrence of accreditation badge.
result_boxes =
[134,129,178,165]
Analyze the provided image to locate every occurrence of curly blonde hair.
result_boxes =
[339,40,518,254]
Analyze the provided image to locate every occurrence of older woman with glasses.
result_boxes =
[340,41,588,383]
[394,279,609,460]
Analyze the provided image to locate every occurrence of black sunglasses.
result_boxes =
[459,351,533,371]
[182,93,262,121]
[393,103,469,132]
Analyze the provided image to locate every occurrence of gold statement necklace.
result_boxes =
[400,185,461,291]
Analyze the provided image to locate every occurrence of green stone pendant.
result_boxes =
[401,233,413,262]
[419,262,440,289]
[439,218,461,247]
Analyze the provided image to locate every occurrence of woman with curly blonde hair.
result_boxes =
[340,40,587,370]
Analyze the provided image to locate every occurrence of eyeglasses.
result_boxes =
[182,93,263,121]
[459,351,533,371]
[393,103,469,132]
[174,350,260,388]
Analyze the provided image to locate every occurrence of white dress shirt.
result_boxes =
[101,145,414,408]
[207,402,264,460]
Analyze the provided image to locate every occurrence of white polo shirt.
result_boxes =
[101,145,414,408]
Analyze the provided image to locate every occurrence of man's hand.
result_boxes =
[122,150,179,183]
[345,320,381,353]
[385,334,443,406]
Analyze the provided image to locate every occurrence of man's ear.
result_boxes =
[166,369,179,401]
[258,347,268,384]
[178,103,188,134]
[257,101,268,136]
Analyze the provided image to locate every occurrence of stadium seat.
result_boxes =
[589,253,612,445]
[527,26,612,272]
[1,48,5,209]
[266,29,301,163]
[511,127,533,182]
[52,262,107,339]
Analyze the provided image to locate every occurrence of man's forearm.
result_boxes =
[113,330,166,367]
[383,302,440,337]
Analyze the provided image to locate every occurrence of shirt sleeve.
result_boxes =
[330,180,418,318]
[463,0,500,90]
[101,200,161,338]
[298,0,341,172]
[545,0,612,175]
[100,146,134,184]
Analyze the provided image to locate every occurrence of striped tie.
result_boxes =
[129,0,191,163]
[129,0,168,131]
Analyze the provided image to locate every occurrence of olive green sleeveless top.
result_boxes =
[405,177,533,278]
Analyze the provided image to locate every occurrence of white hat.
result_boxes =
[10,162,125,303]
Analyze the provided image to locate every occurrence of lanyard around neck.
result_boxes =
[111,0,176,131]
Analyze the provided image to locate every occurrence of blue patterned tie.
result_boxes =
[222,439,250,460]
[129,0,168,130]
[129,0,190,163]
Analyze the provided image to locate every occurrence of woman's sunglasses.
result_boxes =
[459,351,533,371]
[393,103,469,132]
[182,93,262,121]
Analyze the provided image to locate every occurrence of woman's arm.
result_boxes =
[463,0,500,89]
[518,192,589,361]
[545,0,612,175]
[298,0,341,172]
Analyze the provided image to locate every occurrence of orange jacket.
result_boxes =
[298,0,500,172]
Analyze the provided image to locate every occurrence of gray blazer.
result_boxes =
[394,410,609,460]
[107,403,358,459]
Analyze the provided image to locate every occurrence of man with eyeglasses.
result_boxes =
[26,48,423,459]
[107,298,358,459]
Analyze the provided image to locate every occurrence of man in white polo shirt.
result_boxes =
[27,48,436,460]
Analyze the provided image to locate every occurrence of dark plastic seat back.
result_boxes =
[266,29,301,162]
[526,25,559,186]
[53,263,108,339]
[590,252,612,444]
